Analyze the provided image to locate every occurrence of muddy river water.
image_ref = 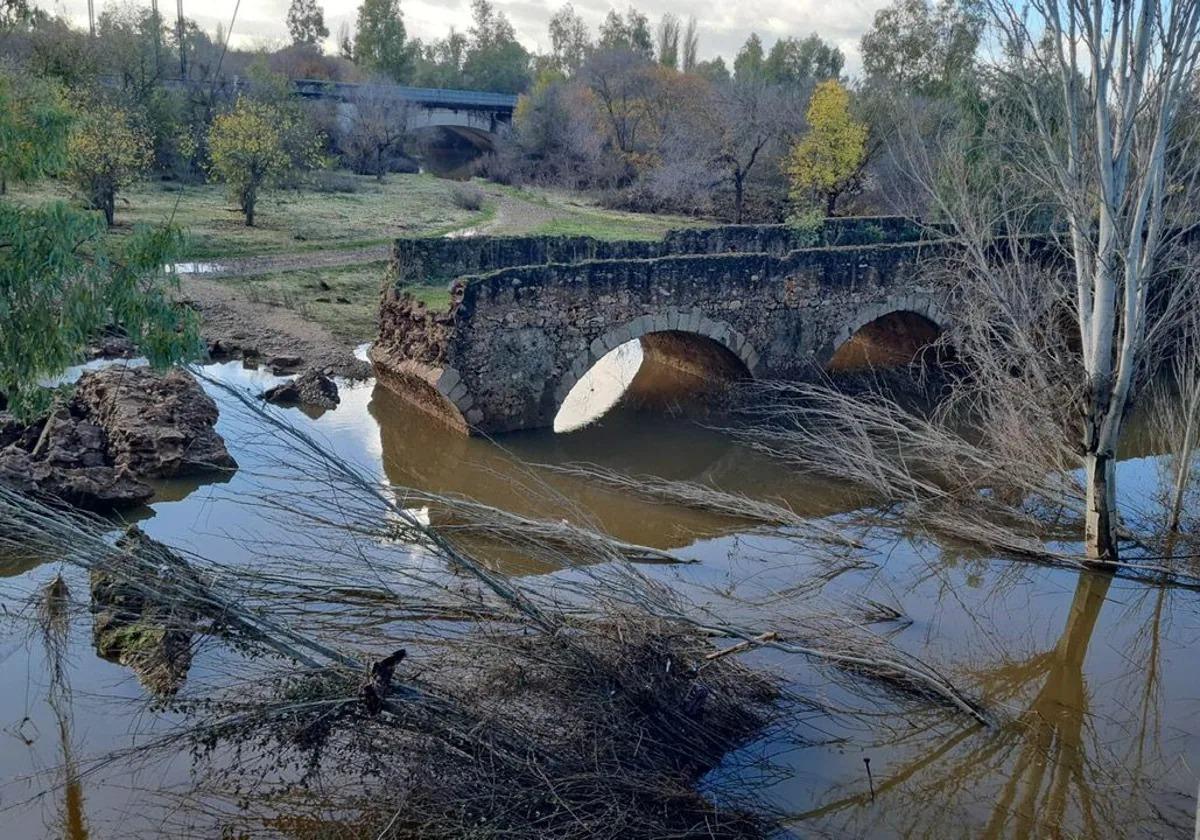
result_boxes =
[1,349,1198,839]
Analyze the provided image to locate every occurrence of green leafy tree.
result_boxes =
[0,205,200,418]
[782,80,867,215]
[411,30,468,88]
[764,35,844,86]
[597,7,652,59]
[860,0,983,95]
[287,0,329,47]
[655,13,680,69]
[0,69,199,419]
[208,98,318,226]
[354,0,411,81]
[693,57,730,84]
[0,70,71,193]
[65,102,152,226]
[462,0,531,93]
[547,3,590,76]
[1,0,33,31]
[733,33,765,82]
[95,3,168,102]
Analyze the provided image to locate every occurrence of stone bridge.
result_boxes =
[370,220,952,434]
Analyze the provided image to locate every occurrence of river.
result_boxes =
[1,348,1197,838]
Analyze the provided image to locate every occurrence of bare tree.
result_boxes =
[655,13,680,69]
[681,16,698,73]
[709,80,798,223]
[969,0,1200,562]
[341,86,411,180]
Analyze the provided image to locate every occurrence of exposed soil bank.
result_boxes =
[179,275,372,379]
[0,367,235,510]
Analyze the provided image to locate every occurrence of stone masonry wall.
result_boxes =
[375,219,951,434]
[392,217,929,285]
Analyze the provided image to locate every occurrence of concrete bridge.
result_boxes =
[293,79,516,143]
[152,77,516,144]
[369,220,952,434]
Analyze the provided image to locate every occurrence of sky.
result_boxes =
[32,0,891,76]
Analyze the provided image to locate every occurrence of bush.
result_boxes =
[450,183,484,211]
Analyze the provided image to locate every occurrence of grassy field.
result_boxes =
[8,173,492,259]
[13,170,710,345]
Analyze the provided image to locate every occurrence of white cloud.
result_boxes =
[33,0,890,75]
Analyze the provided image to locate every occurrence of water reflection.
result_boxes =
[774,561,1198,839]
[1,358,1198,839]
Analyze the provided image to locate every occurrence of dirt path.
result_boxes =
[179,244,391,279]
[180,276,371,379]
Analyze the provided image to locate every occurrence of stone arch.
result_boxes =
[822,294,948,371]
[552,310,760,411]
[371,356,479,432]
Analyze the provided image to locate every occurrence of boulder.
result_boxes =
[0,406,154,510]
[91,526,197,697]
[0,366,235,511]
[267,354,303,375]
[262,369,341,410]
[73,367,237,479]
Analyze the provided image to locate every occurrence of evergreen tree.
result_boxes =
[287,0,329,47]
[354,0,411,81]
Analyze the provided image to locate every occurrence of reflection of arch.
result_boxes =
[825,295,947,371]
[554,310,760,412]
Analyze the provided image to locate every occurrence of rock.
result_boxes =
[262,369,340,410]
[91,526,197,697]
[0,406,155,510]
[73,367,237,479]
[268,354,303,374]
[0,448,154,510]
[86,334,137,360]
[2,367,235,512]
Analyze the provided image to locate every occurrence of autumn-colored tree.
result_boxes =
[65,102,152,226]
[782,80,867,216]
[208,98,317,226]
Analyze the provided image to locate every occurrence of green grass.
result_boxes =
[401,284,454,311]
[11,169,713,342]
[528,216,676,241]
[495,183,707,241]
[226,261,391,343]
[8,172,491,259]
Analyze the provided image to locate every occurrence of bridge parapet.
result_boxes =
[373,221,951,434]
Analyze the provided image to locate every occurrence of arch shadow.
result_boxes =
[824,295,948,373]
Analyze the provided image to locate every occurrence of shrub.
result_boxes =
[450,182,484,211]
[308,170,361,193]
